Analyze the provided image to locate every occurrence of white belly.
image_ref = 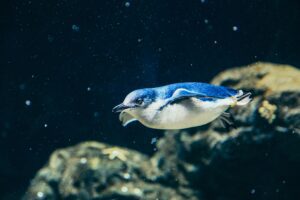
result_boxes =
[143,98,230,130]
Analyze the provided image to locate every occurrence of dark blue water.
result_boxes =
[1,0,300,199]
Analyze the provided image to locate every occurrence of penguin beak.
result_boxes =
[112,103,135,113]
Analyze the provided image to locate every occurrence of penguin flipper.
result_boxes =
[159,88,221,110]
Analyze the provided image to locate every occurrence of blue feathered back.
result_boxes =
[156,82,238,99]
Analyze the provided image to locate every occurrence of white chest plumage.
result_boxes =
[137,97,232,129]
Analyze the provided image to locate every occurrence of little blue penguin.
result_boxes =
[112,82,251,130]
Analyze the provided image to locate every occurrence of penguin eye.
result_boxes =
[135,98,143,105]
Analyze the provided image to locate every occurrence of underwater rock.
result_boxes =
[211,62,300,129]
[23,141,200,200]
[152,62,300,200]
[25,62,300,200]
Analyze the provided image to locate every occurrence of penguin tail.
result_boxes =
[235,90,252,106]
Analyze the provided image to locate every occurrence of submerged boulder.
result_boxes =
[24,62,300,200]
[211,62,300,129]
[23,141,199,200]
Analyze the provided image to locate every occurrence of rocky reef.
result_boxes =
[24,62,300,200]
[23,141,199,200]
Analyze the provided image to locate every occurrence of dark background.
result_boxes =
[1,0,300,199]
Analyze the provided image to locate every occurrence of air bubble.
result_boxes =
[125,2,130,7]
[232,26,238,31]
[25,100,32,106]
